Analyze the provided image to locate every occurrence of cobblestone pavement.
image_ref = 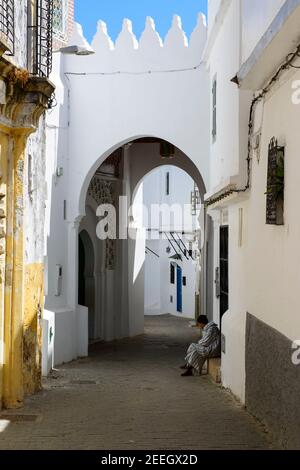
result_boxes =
[0,315,273,450]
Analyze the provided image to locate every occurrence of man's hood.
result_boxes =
[204,321,218,331]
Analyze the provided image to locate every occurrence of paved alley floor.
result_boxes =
[0,315,272,450]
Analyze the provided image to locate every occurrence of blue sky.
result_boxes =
[75,0,208,43]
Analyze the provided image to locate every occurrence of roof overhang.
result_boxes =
[236,0,300,90]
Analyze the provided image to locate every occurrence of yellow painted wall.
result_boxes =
[3,131,27,409]
[23,263,44,395]
[0,1,54,407]
[0,126,45,409]
[0,130,8,409]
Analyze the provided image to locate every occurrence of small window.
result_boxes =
[212,78,217,142]
[170,264,175,284]
[170,295,173,303]
[63,200,67,220]
[183,276,187,287]
[166,172,170,196]
[53,0,68,41]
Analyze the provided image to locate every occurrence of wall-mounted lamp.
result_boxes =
[59,45,95,56]
[60,23,95,56]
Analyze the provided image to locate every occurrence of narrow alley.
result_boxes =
[0,316,271,450]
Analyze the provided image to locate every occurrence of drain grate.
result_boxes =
[0,414,40,423]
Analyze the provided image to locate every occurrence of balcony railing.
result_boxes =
[29,0,54,78]
[0,0,14,55]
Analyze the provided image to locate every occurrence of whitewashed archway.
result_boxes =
[45,13,210,365]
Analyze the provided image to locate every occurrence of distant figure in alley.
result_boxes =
[181,316,221,377]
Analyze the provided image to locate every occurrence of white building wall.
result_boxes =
[45,52,70,309]
[65,16,209,220]
[206,0,300,405]
[223,67,300,402]
[45,14,209,364]
[145,237,198,319]
[206,0,242,192]
[141,165,200,231]
[207,0,223,36]
[241,0,287,62]
[141,166,200,319]
[205,1,273,197]
[44,52,88,364]
[204,0,252,333]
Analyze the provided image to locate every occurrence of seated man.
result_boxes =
[181,315,221,377]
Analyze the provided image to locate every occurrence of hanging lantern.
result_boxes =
[160,141,175,159]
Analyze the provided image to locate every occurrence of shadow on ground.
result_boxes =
[0,315,272,450]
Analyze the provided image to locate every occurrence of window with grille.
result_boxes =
[0,0,14,54]
[28,0,54,78]
[53,0,68,41]
[266,138,285,225]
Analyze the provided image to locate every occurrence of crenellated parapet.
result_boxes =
[53,11,211,226]
[68,13,207,71]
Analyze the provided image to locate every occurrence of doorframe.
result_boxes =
[219,225,229,325]
[176,264,183,313]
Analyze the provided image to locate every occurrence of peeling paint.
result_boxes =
[23,263,44,395]
[0,127,47,409]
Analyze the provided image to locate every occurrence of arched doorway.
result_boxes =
[44,16,210,366]
[77,137,206,345]
[44,136,209,366]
